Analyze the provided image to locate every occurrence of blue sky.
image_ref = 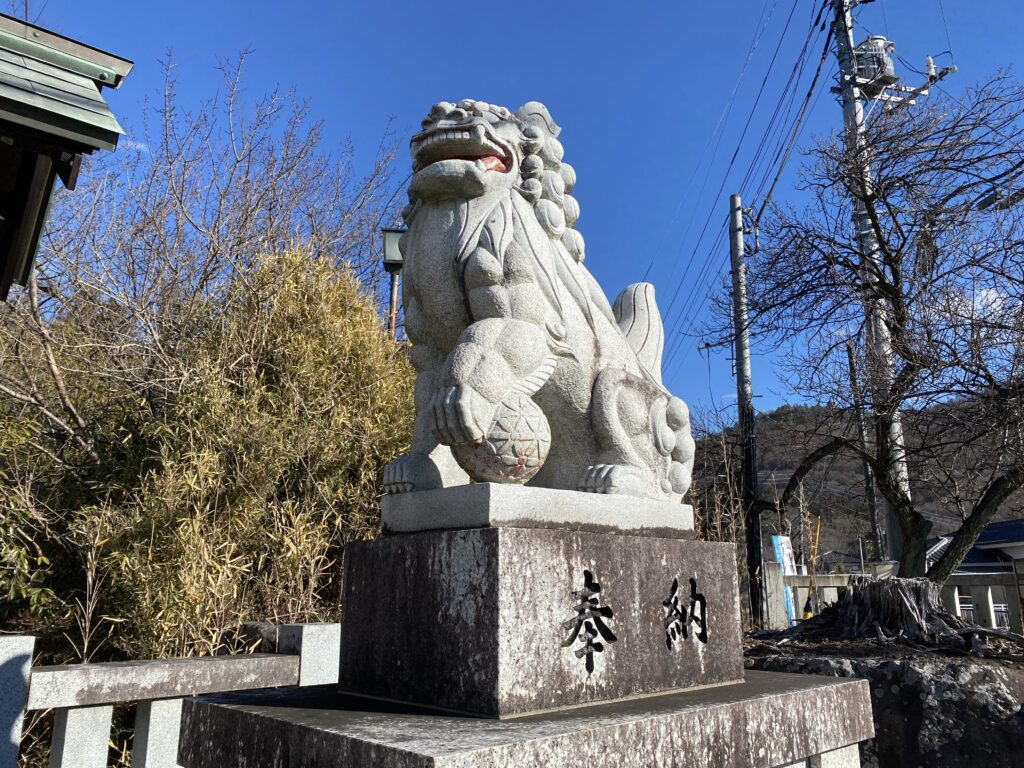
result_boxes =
[21,0,1024,419]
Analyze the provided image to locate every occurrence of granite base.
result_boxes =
[178,671,874,768]
[339,527,743,717]
[381,483,694,537]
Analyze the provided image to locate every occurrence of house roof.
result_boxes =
[0,13,132,151]
[927,518,1024,574]
[975,518,1024,547]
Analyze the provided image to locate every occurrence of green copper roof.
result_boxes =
[0,14,132,151]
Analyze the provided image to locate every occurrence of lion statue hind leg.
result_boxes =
[581,368,673,499]
[579,283,694,502]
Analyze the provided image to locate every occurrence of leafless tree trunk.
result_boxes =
[705,73,1024,581]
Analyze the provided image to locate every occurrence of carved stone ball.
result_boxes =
[451,393,551,484]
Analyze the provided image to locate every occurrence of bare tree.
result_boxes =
[0,53,399,478]
[0,53,408,661]
[708,73,1024,579]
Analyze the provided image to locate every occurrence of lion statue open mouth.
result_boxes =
[384,99,695,502]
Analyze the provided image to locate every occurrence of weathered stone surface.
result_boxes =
[27,654,299,709]
[381,482,694,538]
[813,745,862,768]
[339,527,742,717]
[0,636,34,768]
[179,671,873,768]
[50,704,112,768]
[133,698,184,768]
[748,655,1024,768]
[383,99,696,503]
[278,624,341,686]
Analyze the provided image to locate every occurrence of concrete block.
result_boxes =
[339,527,743,717]
[981,586,998,628]
[179,671,874,768]
[867,561,899,579]
[765,562,790,630]
[811,744,861,768]
[133,698,184,768]
[381,482,694,538]
[1005,574,1024,634]
[0,636,34,768]
[278,624,341,686]
[49,705,112,768]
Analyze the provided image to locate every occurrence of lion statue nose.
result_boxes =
[427,102,454,119]
[423,102,469,128]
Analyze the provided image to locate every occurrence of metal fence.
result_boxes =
[1,623,340,768]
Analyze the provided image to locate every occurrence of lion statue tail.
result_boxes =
[612,282,666,387]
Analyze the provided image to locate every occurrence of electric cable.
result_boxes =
[650,1,779,288]
[662,1,832,374]
[662,0,809,324]
[757,29,834,222]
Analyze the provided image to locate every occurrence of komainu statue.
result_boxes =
[384,100,695,502]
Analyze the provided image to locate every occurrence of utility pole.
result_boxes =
[829,0,953,570]
[846,340,883,559]
[797,478,806,572]
[729,193,763,627]
[387,272,400,340]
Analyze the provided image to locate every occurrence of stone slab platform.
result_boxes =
[381,483,694,538]
[179,671,874,768]
[339,528,742,717]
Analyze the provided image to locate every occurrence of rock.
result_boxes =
[747,655,1024,768]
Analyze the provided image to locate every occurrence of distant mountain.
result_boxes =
[690,403,1016,571]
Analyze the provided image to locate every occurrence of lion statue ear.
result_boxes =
[515,102,560,138]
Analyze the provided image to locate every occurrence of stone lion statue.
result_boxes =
[384,99,695,502]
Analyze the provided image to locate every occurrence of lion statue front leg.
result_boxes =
[383,340,471,494]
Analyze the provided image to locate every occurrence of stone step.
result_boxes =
[179,671,873,768]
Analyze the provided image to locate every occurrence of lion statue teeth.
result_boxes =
[384,99,695,502]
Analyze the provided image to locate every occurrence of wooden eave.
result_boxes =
[0,14,132,152]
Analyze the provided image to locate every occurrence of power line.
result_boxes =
[661,1,833,374]
[757,29,834,222]
[661,0,810,326]
[650,1,779,288]
[935,0,955,60]
[741,0,830,200]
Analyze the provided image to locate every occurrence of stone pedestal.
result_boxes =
[179,672,874,768]
[381,482,695,537]
[339,527,742,717]
[179,486,874,767]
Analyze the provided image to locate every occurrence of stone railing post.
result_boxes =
[49,705,113,768]
[1006,566,1024,634]
[764,562,789,630]
[133,698,185,768]
[980,586,998,629]
[939,584,958,615]
[130,623,339,768]
[810,744,861,767]
[1,636,34,768]
[278,623,341,686]
[950,585,963,617]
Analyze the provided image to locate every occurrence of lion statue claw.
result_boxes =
[384,99,695,503]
